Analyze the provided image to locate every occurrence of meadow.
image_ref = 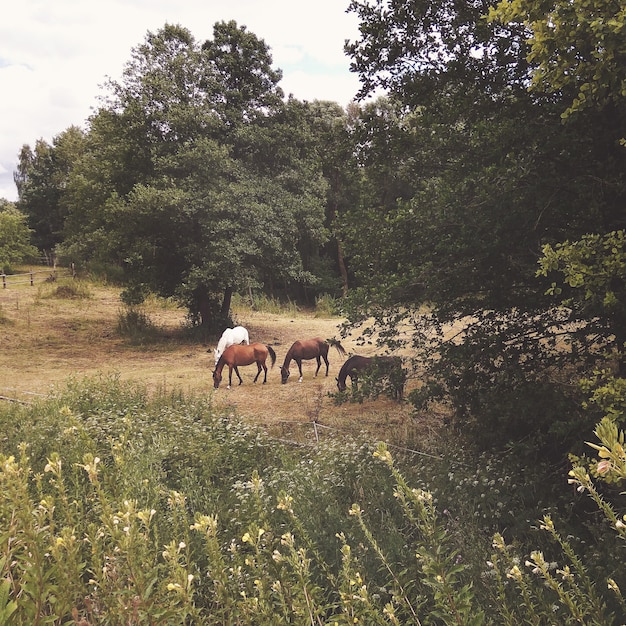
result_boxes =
[1,274,625,624]
[0,273,430,447]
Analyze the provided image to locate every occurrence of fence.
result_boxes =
[1,264,76,288]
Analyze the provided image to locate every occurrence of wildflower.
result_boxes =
[539,516,554,532]
[506,565,523,581]
[557,566,574,581]
[242,532,252,544]
[349,504,362,516]
[597,460,612,474]
[492,533,506,551]
[373,444,393,465]
[608,578,620,594]
[136,509,156,526]
[277,494,294,511]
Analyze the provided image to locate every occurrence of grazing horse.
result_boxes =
[280,337,346,384]
[213,326,250,365]
[336,354,405,399]
[213,343,276,389]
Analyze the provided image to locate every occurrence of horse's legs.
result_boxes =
[314,356,321,377]
[296,359,303,383]
[234,366,243,386]
[322,354,329,377]
[262,363,268,384]
[253,361,263,383]
[350,373,359,390]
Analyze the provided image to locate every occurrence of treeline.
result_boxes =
[6,2,626,464]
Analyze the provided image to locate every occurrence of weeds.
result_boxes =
[0,378,625,623]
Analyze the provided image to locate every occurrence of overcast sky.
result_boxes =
[0,0,365,201]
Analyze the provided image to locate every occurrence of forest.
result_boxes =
[1,0,626,622]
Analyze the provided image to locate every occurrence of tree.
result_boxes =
[15,127,86,257]
[488,0,626,119]
[0,203,38,271]
[341,0,626,457]
[60,24,328,330]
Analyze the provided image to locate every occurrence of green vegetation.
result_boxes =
[4,1,626,621]
[0,201,38,273]
[1,376,625,623]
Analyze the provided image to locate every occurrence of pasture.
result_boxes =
[0,274,436,448]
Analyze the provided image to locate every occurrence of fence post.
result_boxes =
[30,270,34,286]
[1,274,5,289]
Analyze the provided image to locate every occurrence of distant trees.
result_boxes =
[0,200,38,271]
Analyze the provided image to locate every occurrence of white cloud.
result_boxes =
[0,0,363,201]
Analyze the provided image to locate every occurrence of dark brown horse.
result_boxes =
[336,354,405,399]
[280,337,346,383]
[213,343,277,389]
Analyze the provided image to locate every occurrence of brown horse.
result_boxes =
[213,343,277,389]
[336,354,405,399]
[280,337,346,384]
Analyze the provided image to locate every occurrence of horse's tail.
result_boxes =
[327,337,347,358]
[266,345,277,367]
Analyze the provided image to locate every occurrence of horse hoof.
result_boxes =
[298,378,303,383]
[226,385,231,390]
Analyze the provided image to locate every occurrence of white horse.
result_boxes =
[214,326,250,365]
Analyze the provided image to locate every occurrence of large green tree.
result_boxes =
[60,23,328,329]
[342,0,626,456]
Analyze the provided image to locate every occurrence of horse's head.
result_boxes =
[212,369,222,389]
[280,366,290,384]
[336,376,347,392]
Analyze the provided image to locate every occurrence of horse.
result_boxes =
[213,343,276,389]
[336,354,405,400]
[280,337,346,384]
[213,326,250,365]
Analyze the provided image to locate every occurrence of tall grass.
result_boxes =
[0,377,624,624]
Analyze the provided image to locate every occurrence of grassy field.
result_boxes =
[0,272,439,448]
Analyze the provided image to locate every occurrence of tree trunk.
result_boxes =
[221,286,233,319]
[198,291,212,329]
[337,239,349,298]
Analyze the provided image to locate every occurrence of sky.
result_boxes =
[0,0,365,202]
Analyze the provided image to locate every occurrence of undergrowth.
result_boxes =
[0,376,624,624]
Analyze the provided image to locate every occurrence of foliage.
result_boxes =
[0,378,625,623]
[489,0,626,118]
[116,307,160,344]
[55,23,329,330]
[0,204,38,272]
[538,230,626,374]
[15,127,86,255]
[340,0,626,461]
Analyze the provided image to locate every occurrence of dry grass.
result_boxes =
[0,272,442,447]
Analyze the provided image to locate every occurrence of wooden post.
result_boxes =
[30,270,34,286]
[1,274,5,289]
